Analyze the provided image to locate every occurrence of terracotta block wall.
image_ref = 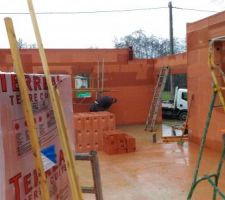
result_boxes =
[0,45,189,128]
[0,48,155,125]
[187,11,225,151]
[94,61,154,125]
[154,53,187,74]
[70,60,154,124]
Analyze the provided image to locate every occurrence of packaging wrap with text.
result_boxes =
[0,72,74,200]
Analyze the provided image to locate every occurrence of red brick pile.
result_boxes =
[103,130,136,154]
[73,112,136,154]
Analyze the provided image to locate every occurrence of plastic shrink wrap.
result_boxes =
[0,72,74,200]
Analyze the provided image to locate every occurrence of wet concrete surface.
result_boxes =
[162,124,183,136]
[162,119,184,137]
[76,124,225,200]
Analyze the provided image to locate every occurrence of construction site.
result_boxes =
[1,1,225,200]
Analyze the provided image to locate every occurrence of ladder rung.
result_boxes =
[214,105,223,108]
[82,187,95,194]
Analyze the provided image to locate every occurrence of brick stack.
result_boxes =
[103,130,136,155]
[73,112,116,152]
[73,111,136,154]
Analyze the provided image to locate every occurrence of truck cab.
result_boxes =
[162,88,188,120]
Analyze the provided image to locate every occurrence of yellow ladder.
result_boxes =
[208,36,225,111]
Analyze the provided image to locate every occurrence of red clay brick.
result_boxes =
[93,130,103,151]
[108,113,116,130]
[73,114,84,131]
[126,136,136,153]
[103,132,119,154]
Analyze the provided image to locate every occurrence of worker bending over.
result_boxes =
[90,96,117,112]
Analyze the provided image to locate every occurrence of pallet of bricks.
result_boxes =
[73,111,136,154]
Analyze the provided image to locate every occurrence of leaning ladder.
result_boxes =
[187,36,225,200]
[145,66,170,131]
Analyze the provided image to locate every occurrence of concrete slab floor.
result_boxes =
[162,119,184,137]
[76,125,225,200]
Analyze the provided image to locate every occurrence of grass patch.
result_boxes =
[161,91,171,101]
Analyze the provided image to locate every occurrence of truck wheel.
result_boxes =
[178,112,187,121]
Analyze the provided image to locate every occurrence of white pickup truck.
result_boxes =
[162,88,188,120]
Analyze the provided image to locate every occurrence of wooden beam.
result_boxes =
[162,135,188,143]
[4,17,50,200]
[72,88,119,92]
[27,0,83,199]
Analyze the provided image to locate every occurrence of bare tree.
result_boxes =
[17,38,36,49]
[114,30,186,58]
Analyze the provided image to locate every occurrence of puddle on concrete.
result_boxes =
[162,119,184,137]
[162,124,182,136]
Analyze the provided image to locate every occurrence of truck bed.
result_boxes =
[162,102,175,109]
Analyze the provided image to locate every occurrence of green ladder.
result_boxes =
[187,36,225,199]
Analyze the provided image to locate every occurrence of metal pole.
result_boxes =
[168,1,174,55]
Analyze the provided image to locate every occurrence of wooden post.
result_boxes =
[101,58,104,96]
[27,0,83,199]
[4,17,50,200]
[97,59,100,98]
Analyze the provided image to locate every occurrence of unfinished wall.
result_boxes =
[187,11,225,151]
[2,10,225,151]
[154,53,187,75]
[99,60,154,125]
[0,48,154,125]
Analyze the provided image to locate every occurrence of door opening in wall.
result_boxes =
[74,74,91,98]
[161,73,188,139]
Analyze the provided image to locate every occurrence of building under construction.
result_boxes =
[1,1,225,200]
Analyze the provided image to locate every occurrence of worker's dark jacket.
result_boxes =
[90,96,114,112]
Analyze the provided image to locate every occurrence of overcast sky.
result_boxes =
[0,0,224,48]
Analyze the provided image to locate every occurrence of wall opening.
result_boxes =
[74,74,91,98]
[161,73,188,137]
